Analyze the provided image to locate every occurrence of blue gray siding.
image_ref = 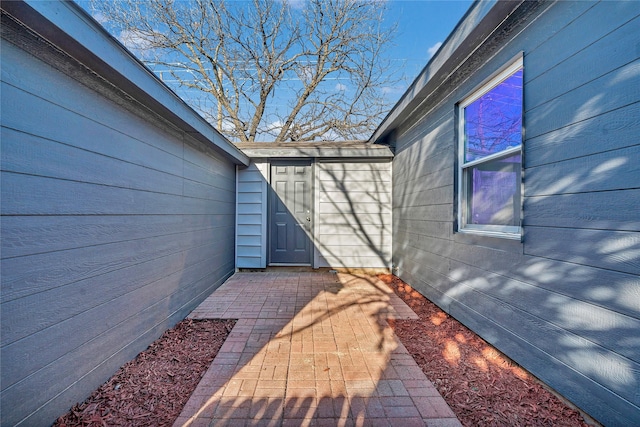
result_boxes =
[236,161,268,268]
[0,32,237,426]
[389,1,639,425]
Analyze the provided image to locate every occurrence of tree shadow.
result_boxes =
[235,142,393,272]
[313,160,392,270]
[387,17,640,423]
[178,270,443,426]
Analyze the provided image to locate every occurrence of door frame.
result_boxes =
[267,159,315,266]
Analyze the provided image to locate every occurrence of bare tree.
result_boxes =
[91,0,397,143]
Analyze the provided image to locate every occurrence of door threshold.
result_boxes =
[268,263,312,267]
[265,265,317,272]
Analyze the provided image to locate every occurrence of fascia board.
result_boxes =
[370,0,524,144]
[2,0,249,166]
[240,146,394,159]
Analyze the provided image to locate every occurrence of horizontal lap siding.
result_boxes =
[0,41,236,425]
[236,162,268,268]
[316,161,392,268]
[391,2,640,425]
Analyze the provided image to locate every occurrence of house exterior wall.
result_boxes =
[235,158,392,269]
[236,161,269,268]
[315,160,392,269]
[1,26,238,426]
[389,1,640,425]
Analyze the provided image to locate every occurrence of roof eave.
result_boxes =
[235,143,394,159]
[369,0,525,146]
[1,0,250,166]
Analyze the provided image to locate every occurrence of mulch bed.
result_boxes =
[55,275,594,427]
[54,318,235,427]
[379,273,593,427]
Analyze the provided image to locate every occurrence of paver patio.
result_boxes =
[173,271,462,427]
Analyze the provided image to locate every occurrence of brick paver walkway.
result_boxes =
[173,271,461,427]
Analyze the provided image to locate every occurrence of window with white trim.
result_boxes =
[457,58,523,238]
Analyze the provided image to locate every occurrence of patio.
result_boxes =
[173,271,461,426]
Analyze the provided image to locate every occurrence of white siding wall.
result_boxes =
[236,161,268,268]
[314,160,392,268]
[235,159,392,269]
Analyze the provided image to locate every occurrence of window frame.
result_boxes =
[456,57,524,240]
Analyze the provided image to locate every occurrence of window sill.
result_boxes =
[457,228,522,241]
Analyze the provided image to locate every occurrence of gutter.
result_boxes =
[234,142,394,159]
[1,0,250,167]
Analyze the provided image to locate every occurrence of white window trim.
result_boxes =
[459,58,524,109]
[457,56,523,239]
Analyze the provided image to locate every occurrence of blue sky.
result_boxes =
[385,0,474,91]
[79,0,473,96]
[78,0,474,136]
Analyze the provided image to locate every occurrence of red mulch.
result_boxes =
[54,276,595,427]
[379,273,593,427]
[54,318,235,427]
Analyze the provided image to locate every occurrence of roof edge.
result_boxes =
[1,0,249,166]
[235,142,393,159]
[370,0,524,145]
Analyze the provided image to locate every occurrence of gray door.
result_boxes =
[269,161,313,265]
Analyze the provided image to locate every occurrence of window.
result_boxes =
[457,58,523,238]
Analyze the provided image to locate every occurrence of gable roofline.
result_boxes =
[369,0,529,145]
[1,0,250,166]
